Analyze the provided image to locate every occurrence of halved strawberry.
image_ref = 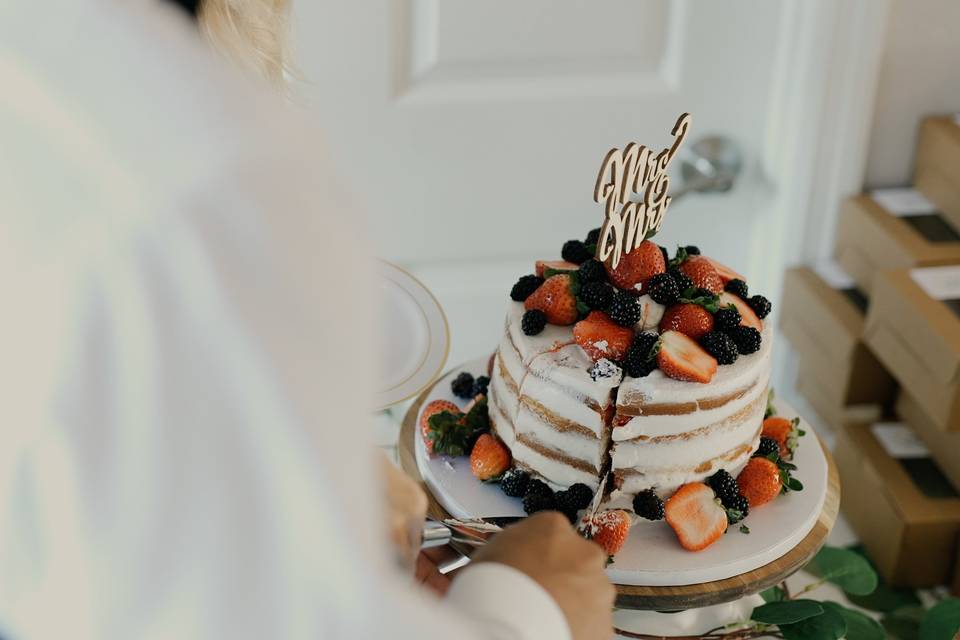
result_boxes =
[605,240,666,292]
[525,274,579,325]
[705,257,745,285]
[419,400,462,456]
[718,292,763,331]
[470,433,511,480]
[736,457,781,507]
[582,509,632,558]
[573,311,635,362]
[664,483,728,552]
[678,256,723,294]
[535,260,578,278]
[656,330,717,383]
[659,303,714,339]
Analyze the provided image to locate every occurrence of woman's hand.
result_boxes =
[380,452,428,572]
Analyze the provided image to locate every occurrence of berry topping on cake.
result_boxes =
[678,255,723,294]
[451,372,476,399]
[761,416,802,459]
[748,294,772,319]
[725,494,750,525]
[565,483,594,510]
[646,272,680,305]
[470,433,511,481]
[622,332,661,378]
[523,480,557,514]
[728,325,762,355]
[607,289,643,326]
[664,483,728,551]
[657,330,718,383]
[577,258,607,284]
[718,292,763,331]
[579,281,613,311]
[582,509,632,558]
[755,436,781,459]
[605,239,666,292]
[588,358,623,382]
[736,457,781,507]
[704,257,744,284]
[521,309,548,335]
[573,311,635,362]
[525,274,579,325]
[724,278,749,298]
[658,245,670,264]
[500,469,530,497]
[707,469,739,506]
[713,305,742,331]
[584,227,601,246]
[699,331,739,365]
[684,245,701,255]
[660,303,715,339]
[535,260,577,278]
[667,268,694,293]
[562,239,593,265]
[419,400,462,456]
[510,274,544,302]
[472,375,490,397]
[633,489,665,521]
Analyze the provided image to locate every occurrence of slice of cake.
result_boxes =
[488,233,775,508]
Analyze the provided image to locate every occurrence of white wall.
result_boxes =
[864,0,960,188]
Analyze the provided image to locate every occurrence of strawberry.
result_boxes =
[573,311,635,362]
[678,256,723,294]
[582,509,632,558]
[736,457,782,507]
[659,303,715,339]
[605,240,666,292]
[419,400,462,456]
[524,274,579,325]
[718,292,763,331]
[535,260,578,278]
[761,416,801,459]
[656,330,717,383]
[704,257,745,285]
[470,433,511,480]
[664,483,728,552]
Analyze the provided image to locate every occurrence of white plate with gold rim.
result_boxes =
[376,260,450,410]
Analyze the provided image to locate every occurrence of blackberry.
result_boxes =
[684,245,701,255]
[708,470,740,506]
[556,489,585,520]
[748,295,772,319]
[713,306,742,331]
[451,372,475,399]
[624,358,657,379]
[700,331,739,365]
[585,227,601,246]
[565,483,594,510]
[646,272,679,305]
[725,279,749,299]
[623,332,660,378]
[523,489,557,515]
[562,239,592,265]
[578,258,607,284]
[589,359,622,381]
[510,274,544,301]
[658,245,669,265]
[500,469,530,498]
[668,268,694,294]
[755,436,780,459]
[525,478,553,499]
[580,281,613,311]
[728,326,762,355]
[472,375,490,397]
[607,290,642,327]
[725,494,750,524]
[632,489,665,521]
[522,309,547,336]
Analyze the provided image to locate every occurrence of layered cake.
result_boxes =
[487,233,775,505]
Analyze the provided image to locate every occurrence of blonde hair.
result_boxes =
[198,0,290,85]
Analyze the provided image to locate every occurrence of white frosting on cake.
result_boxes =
[515,405,608,469]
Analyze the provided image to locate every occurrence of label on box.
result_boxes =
[871,187,937,216]
[911,265,960,300]
[871,422,929,458]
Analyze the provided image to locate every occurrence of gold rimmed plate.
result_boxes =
[375,260,449,410]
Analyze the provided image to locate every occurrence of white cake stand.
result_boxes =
[398,359,840,614]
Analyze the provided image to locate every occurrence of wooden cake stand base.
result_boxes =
[398,372,840,612]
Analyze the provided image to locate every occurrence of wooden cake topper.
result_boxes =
[593,113,691,269]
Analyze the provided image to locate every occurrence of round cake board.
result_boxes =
[399,359,840,611]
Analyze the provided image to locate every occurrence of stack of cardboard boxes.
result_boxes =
[782,115,960,590]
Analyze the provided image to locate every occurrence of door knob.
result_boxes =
[671,135,743,201]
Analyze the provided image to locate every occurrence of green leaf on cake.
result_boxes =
[751,600,823,625]
[765,388,777,418]
[821,602,884,640]
[806,546,879,596]
[919,598,960,640]
[427,397,491,457]
[778,605,847,640]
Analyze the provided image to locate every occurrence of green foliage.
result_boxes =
[427,397,490,457]
[779,604,846,640]
[883,605,926,640]
[806,546,879,596]
[821,602,884,640]
[919,598,960,640]
[751,600,823,625]
[760,586,786,603]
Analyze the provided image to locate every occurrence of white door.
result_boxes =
[292,1,888,397]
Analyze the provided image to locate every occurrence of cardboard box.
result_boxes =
[834,190,960,294]
[834,421,960,587]
[896,391,960,498]
[781,265,895,412]
[864,267,960,432]
[794,357,883,429]
[916,115,960,232]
